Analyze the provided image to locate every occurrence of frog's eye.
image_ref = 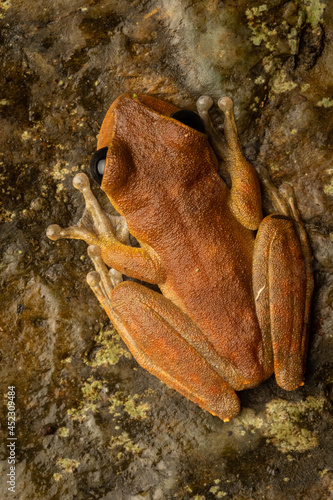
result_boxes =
[171,110,206,134]
[90,147,108,185]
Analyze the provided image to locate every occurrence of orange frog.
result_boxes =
[47,93,313,421]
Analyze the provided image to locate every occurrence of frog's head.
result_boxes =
[89,93,218,214]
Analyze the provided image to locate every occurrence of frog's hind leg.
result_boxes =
[86,246,240,422]
[253,198,313,390]
[258,172,314,371]
[279,183,314,348]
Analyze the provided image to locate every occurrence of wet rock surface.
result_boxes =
[0,1,333,499]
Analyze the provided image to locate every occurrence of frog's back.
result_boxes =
[126,167,265,387]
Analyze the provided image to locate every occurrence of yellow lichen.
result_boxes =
[226,396,325,454]
[0,0,11,12]
[57,427,70,438]
[50,162,80,182]
[109,431,142,455]
[317,97,333,108]
[324,176,333,195]
[271,70,297,94]
[56,458,80,473]
[108,391,150,420]
[264,397,325,453]
[67,377,104,422]
[84,328,131,367]
[303,0,327,28]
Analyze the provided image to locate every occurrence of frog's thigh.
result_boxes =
[109,281,240,421]
[253,214,308,390]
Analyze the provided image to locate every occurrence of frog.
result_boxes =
[47,93,313,421]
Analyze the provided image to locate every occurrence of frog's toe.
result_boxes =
[72,172,102,215]
[196,95,228,162]
[108,268,123,287]
[279,183,300,220]
[46,224,63,241]
[46,222,96,244]
[87,244,102,260]
[217,96,233,113]
[86,247,123,316]
[72,173,122,245]
[88,244,123,289]
[115,217,130,245]
[73,172,90,191]
[196,95,213,115]
[86,270,113,312]
[86,270,101,289]
[279,182,294,198]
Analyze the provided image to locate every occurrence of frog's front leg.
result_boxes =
[86,245,240,422]
[46,173,165,284]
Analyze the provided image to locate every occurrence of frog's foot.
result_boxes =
[47,174,164,283]
[86,249,240,421]
[46,173,129,248]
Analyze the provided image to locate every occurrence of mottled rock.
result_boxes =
[0,1,332,499]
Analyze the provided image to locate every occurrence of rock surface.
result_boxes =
[0,1,332,499]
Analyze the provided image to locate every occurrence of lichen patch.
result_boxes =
[264,396,325,453]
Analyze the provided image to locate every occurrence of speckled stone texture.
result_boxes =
[0,1,332,499]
